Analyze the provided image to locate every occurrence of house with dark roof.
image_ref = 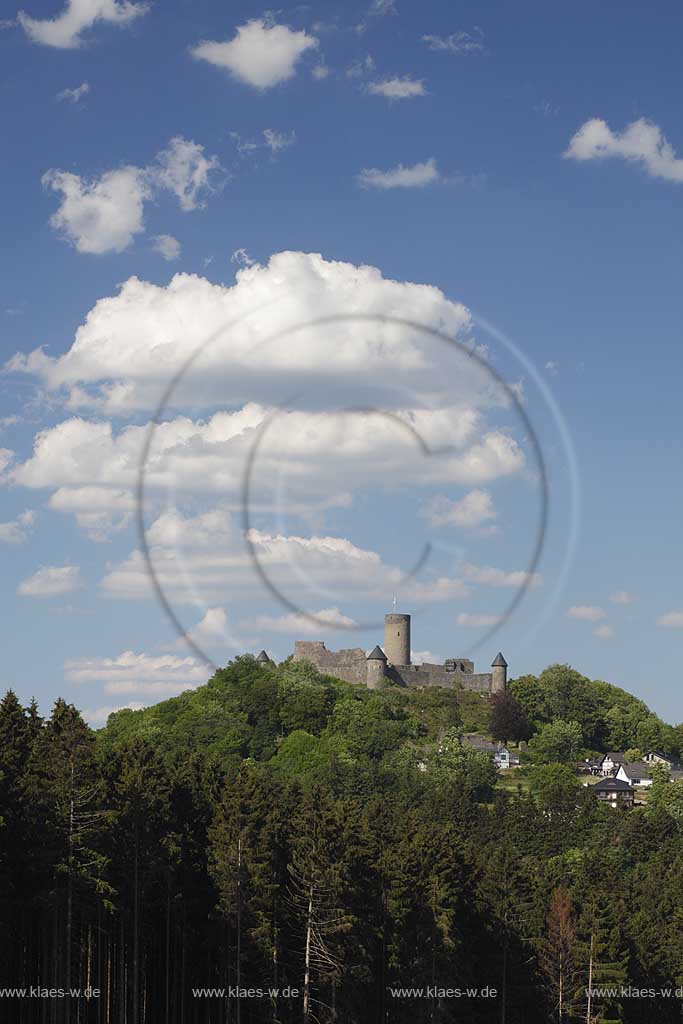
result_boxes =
[600,752,626,776]
[461,734,519,769]
[616,762,653,788]
[594,777,635,809]
[643,751,676,768]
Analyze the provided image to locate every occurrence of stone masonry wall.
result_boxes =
[389,664,493,692]
[293,642,495,693]
[293,641,368,685]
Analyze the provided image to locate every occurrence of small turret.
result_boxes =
[256,650,272,667]
[366,645,387,689]
[491,652,508,693]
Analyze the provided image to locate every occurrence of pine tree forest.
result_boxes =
[2,656,683,1023]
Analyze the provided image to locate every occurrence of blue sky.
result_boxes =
[1,0,682,726]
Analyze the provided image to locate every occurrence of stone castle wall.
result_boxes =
[293,642,497,693]
[293,641,369,685]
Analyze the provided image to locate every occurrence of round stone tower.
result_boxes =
[384,613,410,667]
[491,652,508,693]
[366,645,387,689]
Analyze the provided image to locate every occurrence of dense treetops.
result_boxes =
[3,659,683,1023]
[98,656,682,772]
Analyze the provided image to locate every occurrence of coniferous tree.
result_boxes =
[539,888,581,1023]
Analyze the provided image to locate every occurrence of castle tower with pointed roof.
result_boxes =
[491,652,508,693]
[291,611,508,694]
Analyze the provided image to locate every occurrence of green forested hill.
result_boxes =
[99,655,682,770]
[2,658,683,1024]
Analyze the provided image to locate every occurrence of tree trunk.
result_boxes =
[585,932,594,1024]
[500,940,507,1024]
[132,818,140,1024]
[118,914,125,1024]
[236,835,242,1024]
[165,882,171,1024]
[303,885,314,1022]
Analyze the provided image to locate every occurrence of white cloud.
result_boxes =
[152,234,181,261]
[564,118,683,183]
[457,612,501,627]
[593,624,614,639]
[462,563,542,588]
[0,449,15,474]
[191,19,318,90]
[65,650,206,694]
[358,158,440,189]
[81,701,147,726]
[42,166,150,254]
[56,81,91,103]
[18,564,84,597]
[0,509,35,544]
[230,247,255,266]
[420,489,495,529]
[18,0,148,49]
[188,606,229,640]
[422,31,484,56]
[368,0,396,14]
[610,590,635,605]
[356,0,396,32]
[7,251,474,409]
[245,607,358,635]
[312,63,330,80]
[367,76,426,100]
[42,136,220,254]
[657,610,683,628]
[152,136,220,212]
[545,360,559,376]
[98,506,472,607]
[566,605,607,622]
[346,55,375,78]
[48,485,134,539]
[263,128,296,153]
[8,407,523,523]
[411,650,443,665]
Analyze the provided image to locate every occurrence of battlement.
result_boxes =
[291,615,507,694]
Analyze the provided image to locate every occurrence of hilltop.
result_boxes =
[98,655,683,773]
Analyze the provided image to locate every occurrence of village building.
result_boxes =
[616,762,653,788]
[594,777,635,809]
[600,752,627,776]
[643,750,675,766]
[461,734,520,770]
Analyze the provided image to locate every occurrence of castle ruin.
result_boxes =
[288,612,507,693]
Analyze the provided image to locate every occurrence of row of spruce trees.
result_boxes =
[2,656,683,1023]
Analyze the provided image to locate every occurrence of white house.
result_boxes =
[462,734,520,769]
[643,751,676,768]
[616,762,653,788]
[600,752,626,776]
